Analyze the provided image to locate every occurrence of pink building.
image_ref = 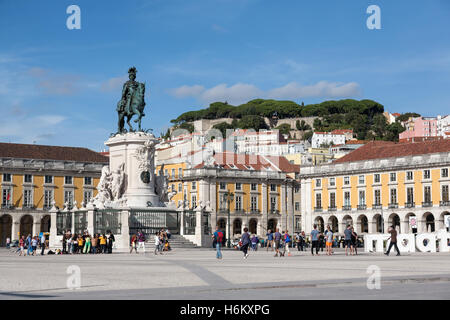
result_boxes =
[399,117,438,140]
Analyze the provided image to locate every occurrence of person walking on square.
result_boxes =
[351,227,358,255]
[154,232,161,255]
[385,226,401,256]
[344,225,354,256]
[325,225,333,256]
[283,230,291,257]
[26,234,32,256]
[273,228,282,257]
[310,225,320,256]
[266,229,274,251]
[6,237,10,250]
[130,233,137,254]
[212,225,224,259]
[107,232,115,254]
[19,236,25,256]
[137,231,146,253]
[241,227,251,259]
[40,233,46,256]
[31,236,38,256]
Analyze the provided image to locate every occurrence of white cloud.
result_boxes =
[100,75,128,92]
[169,81,361,105]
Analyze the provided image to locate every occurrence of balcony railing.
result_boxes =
[1,204,14,209]
[342,205,352,211]
[405,202,415,208]
[22,205,36,210]
[372,204,382,210]
[357,204,367,210]
[234,209,246,215]
[249,209,260,214]
[314,207,323,213]
[388,203,398,209]
[270,209,280,215]
[328,206,337,212]
[440,201,450,207]
[422,201,433,207]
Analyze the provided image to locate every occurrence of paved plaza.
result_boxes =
[0,248,449,300]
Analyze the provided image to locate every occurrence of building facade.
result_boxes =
[157,152,301,237]
[300,140,450,236]
[0,143,107,245]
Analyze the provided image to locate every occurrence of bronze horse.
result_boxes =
[117,82,146,132]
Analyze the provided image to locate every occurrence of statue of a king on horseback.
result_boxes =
[116,67,146,133]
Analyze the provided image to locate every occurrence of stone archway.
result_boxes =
[328,215,339,233]
[314,216,325,233]
[0,214,12,246]
[424,212,435,232]
[233,219,242,235]
[217,218,227,231]
[249,218,258,235]
[404,212,417,233]
[439,211,449,231]
[388,213,401,232]
[343,215,353,229]
[40,215,51,233]
[372,214,383,233]
[268,219,278,232]
[20,215,33,238]
[357,215,369,233]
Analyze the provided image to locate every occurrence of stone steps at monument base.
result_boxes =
[144,235,199,248]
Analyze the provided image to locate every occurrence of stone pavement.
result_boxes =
[0,248,449,299]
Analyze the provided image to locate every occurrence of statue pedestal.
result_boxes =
[105,132,160,208]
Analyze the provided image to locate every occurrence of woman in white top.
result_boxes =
[154,232,161,255]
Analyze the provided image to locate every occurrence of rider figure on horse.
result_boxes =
[117,67,146,133]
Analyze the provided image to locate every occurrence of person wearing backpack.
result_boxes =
[212,225,224,259]
[282,230,291,257]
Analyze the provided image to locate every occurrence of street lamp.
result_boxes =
[224,190,234,248]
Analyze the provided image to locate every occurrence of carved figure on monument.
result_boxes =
[155,164,169,203]
[94,163,127,207]
[111,162,126,200]
[117,67,146,133]
[95,166,112,203]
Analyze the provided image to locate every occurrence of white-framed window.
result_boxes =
[44,189,53,208]
[359,175,365,185]
[359,190,365,205]
[251,196,258,211]
[191,181,196,190]
[64,190,73,207]
[24,174,33,183]
[178,168,183,178]
[390,173,396,182]
[2,187,12,206]
[270,184,277,192]
[270,196,277,211]
[219,182,226,190]
[164,169,169,177]
[178,183,182,192]
[171,169,175,178]
[374,189,381,206]
[405,171,413,181]
[3,173,12,182]
[235,183,242,191]
[442,168,449,178]
[45,175,53,184]
[442,185,449,202]
[235,196,242,211]
[83,190,92,204]
[424,186,432,203]
[329,192,336,208]
[295,202,300,211]
[344,176,350,185]
[390,188,397,204]
[191,195,197,208]
[65,176,73,185]
[294,185,300,193]
[329,177,335,187]
[23,189,33,208]
[251,183,257,191]
[407,187,414,204]
[423,170,431,180]
[315,193,322,208]
[316,179,322,187]
[374,174,381,183]
[344,191,351,207]
[84,177,92,185]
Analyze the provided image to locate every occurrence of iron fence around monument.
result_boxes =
[74,210,87,235]
[129,209,180,238]
[184,211,196,235]
[56,212,72,235]
[94,209,122,235]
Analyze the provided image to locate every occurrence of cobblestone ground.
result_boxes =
[1,248,449,299]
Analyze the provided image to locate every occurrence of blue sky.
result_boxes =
[1,0,449,150]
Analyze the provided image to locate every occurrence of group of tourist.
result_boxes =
[61,230,115,254]
[130,229,172,255]
[14,234,47,256]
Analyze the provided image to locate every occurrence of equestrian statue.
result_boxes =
[116,67,146,133]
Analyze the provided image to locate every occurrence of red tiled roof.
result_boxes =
[333,139,450,163]
[392,113,401,117]
[194,152,299,173]
[331,129,353,135]
[0,142,109,163]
